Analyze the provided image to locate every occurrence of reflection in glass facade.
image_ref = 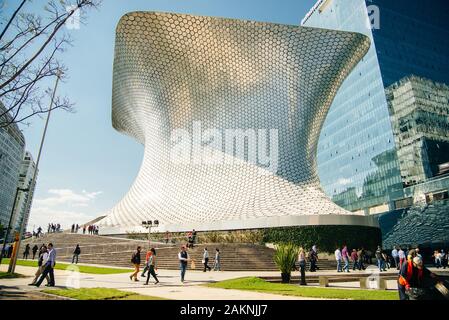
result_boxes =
[302,0,449,214]
[386,76,449,188]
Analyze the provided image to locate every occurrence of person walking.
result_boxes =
[357,248,365,270]
[32,244,39,260]
[375,246,385,272]
[72,244,81,264]
[187,231,193,249]
[203,248,211,272]
[192,229,197,248]
[34,243,56,287]
[213,248,221,271]
[83,226,86,234]
[398,254,438,300]
[392,246,399,270]
[441,250,447,270]
[351,249,358,270]
[341,245,350,273]
[309,245,318,272]
[141,248,153,278]
[29,245,50,286]
[335,247,342,272]
[165,231,170,244]
[144,248,159,285]
[398,247,406,270]
[130,246,141,282]
[23,244,30,260]
[434,250,442,268]
[298,247,306,285]
[178,245,189,283]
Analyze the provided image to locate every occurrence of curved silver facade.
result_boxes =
[99,12,378,233]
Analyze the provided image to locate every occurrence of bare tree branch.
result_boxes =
[0,0,27,41]
[0,0,101,128]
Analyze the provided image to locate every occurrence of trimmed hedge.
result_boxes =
[262,225,381,253]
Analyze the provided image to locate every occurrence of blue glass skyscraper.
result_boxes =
[302,0,449,214]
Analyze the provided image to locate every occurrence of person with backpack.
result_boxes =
[72,244,81,264]
[130,246,141,282]
[144,248,159,285]
[32,244,39,260]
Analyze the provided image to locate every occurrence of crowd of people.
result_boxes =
[47,223,61,233]
[83,225,99,235]
[129,243,222,285]
[7,225,448,301]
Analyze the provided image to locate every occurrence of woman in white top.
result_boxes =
[29,246,50,285]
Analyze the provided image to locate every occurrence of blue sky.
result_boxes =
[4,0,317,230]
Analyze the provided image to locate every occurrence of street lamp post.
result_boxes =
[0,187,29,266]
[142,220,159,247]
[7,71,62,274]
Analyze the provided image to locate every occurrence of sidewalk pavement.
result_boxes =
[0,264,313,300]
[4,263,443,300]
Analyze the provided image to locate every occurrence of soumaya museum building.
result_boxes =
[98,0,449,248]
[97,11,379,238]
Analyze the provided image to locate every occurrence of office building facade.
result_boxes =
[11,151,37,237]
[0,103,25,232]
[302,0,449,214]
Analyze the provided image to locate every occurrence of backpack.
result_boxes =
[131,253,136,264]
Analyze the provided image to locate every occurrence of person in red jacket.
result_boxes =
[398,253,437,300]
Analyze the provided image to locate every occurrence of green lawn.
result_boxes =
[206,277,399,300]
[1,259,132,274]
[0,271,25,279]
[42,287,166,300]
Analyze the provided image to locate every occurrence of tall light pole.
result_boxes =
[8,70,62,274]
[142,220,159,247]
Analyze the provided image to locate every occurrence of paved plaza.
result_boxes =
[0,263,407,300]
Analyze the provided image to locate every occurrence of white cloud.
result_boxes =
[34,189,103,208]
[27,189,103,232]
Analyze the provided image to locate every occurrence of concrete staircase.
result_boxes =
[22,233,340,271]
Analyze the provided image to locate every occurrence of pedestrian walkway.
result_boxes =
[2,263,447,300]
[0,264,321,300]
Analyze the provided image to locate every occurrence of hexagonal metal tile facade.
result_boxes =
[99,12,376,232]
